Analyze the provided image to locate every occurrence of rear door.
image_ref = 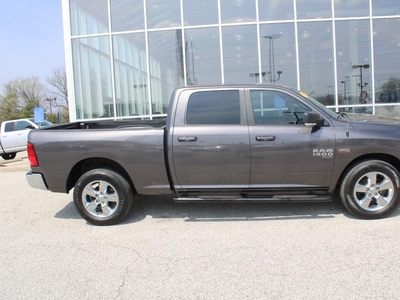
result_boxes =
[171,88,250,191]
[247,88,335,192]
[1,122,18,150]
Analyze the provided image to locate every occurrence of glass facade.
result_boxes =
[64,0,400,120]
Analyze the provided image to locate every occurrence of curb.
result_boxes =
[0,151,30,172]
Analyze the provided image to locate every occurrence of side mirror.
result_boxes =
[25,125,35,130]
[304,112,323,127]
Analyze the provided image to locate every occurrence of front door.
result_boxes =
[171,89,250,191]
[247,89,335,192]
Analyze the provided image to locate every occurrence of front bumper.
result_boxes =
[26,172,48,190]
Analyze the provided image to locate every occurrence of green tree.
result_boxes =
[0,76,45,122]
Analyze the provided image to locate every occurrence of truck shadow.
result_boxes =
[55,193,400,225]
[124,195,343,224]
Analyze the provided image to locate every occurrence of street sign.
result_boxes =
[34,107,45,124]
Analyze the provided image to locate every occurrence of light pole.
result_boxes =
[352,64,369,94]
[262,34,282,83]
[46,98,56,115]
[249,72,266,83]
[341,80,347,104]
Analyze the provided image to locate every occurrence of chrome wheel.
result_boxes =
[340,160,400,219]
[353,171,395,211]
[82,180,120,218]
[74,169,133,225]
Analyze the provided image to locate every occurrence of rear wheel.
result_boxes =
[340,160,400,219]
[2,153,17,160]
[73,168,134,225]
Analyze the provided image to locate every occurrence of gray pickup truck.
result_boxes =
[26,85,400,225]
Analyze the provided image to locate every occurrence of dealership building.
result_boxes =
[61,0,400,121]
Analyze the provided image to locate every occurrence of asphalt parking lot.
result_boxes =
[2,157,400,299]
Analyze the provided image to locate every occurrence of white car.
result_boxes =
[0,118,53,160]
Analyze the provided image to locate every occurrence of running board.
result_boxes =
[173,195,332,202]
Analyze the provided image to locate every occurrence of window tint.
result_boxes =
[186,90,240,124]
[17,121,31,130]
[4,122,14,132]
[251,90,311,125]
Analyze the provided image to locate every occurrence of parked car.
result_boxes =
[0,118,52,160]
[26,85,400,225]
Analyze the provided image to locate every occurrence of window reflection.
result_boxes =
[259,23,297,87]
[297,0,331,19]
[184,28,222,85]
[222,25,259,84]
[111,0,144,31]
[298,22,335,105]
[375,105,400,118]
[373,19,400,108]
[113,34,149,117]
[183,0,218,26]
[72,37,113,119]
[258,0,294,21]
[334,0,369,18]
[372,0,400,16]
[70,0,108,36]
[220,0,256,23]
[148,30,184,114]
[338,106,373,114]
[336,20,371,106]
[146,0,181,29]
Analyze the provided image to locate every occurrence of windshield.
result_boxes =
[290,89,339,119]
[29,118,53,127]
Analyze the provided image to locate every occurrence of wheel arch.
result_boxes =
[337,153,400,187]
[66,157,136,194]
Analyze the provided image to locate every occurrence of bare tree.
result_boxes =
[46,67,68,109]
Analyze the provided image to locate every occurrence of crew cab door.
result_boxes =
[1,122,18,150]
[1,120,32,152]
[170,89,250,191]
[246,88,335,192]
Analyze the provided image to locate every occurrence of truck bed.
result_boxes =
[40,118,167,130]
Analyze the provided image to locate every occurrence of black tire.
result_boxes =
[73,168,134,225]
[2,153,17,160]
[340,160,400,219]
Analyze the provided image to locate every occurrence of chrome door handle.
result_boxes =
[255,136,276,141]
[178,136,198,142]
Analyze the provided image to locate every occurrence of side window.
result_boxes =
[250,90,311,125]
[4,122,15,132]
[16,121,31,130]
[186,90,241,125]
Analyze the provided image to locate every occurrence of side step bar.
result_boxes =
[173,195,332,203]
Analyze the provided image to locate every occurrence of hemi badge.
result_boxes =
[339,148,350,154]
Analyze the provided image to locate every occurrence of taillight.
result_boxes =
[27,142,39,167]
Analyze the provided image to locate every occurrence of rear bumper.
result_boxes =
[26,172,48,190]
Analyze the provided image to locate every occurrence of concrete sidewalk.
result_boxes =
[0,151,30,172]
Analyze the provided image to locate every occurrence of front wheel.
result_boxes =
[2,152,17,160]
[340,160,400,219]
[73,168,134,225]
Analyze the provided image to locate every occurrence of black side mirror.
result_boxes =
[304,112,323,127]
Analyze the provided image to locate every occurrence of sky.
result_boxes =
[0,1,65,90]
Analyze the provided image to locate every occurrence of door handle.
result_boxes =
[256,136,276,141]
[178,136,198,142]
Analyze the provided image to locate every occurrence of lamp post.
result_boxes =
[262,34,282,83]
[352,64,369,94]
[249,72,266,83]
[341,80,347,104]
[46,98,56,115]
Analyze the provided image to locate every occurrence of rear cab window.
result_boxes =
[186,90,241,125]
